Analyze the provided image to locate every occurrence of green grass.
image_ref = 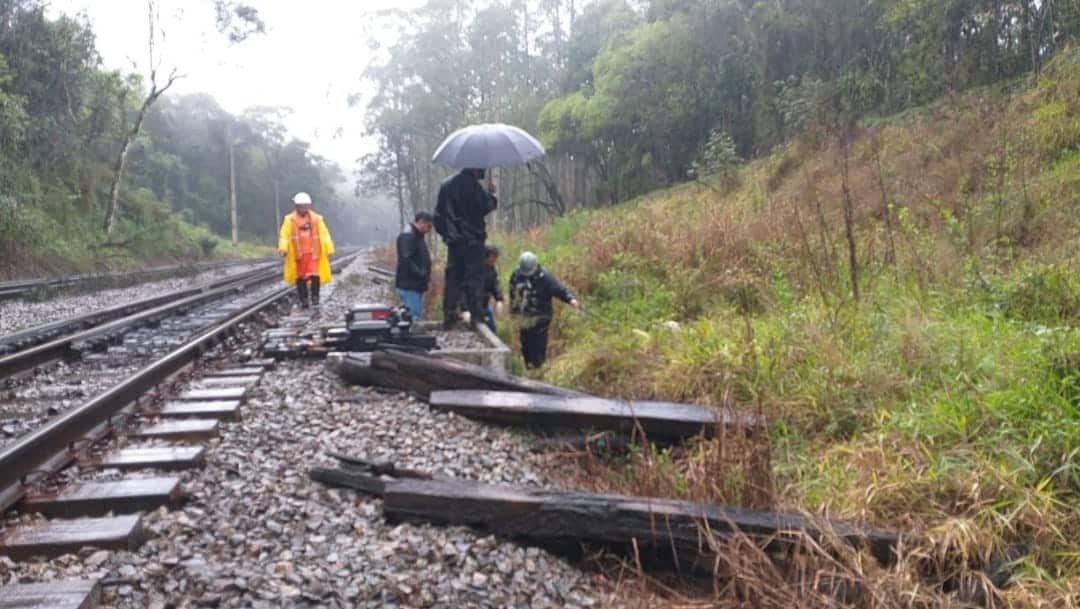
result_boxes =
[492,48,1080,601]
[1,184,272,279]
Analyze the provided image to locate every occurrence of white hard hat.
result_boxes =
[292,192,312,205]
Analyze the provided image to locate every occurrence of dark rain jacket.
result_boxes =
[395,224,431,292]
[509,267,575,319]
[433,170,498,246]
[483,265,503,304]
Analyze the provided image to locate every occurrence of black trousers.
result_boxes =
[519,318,551,368]
[296,276,320,307]
[443,242,486,323]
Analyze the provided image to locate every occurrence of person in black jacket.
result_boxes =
[508,251,580,368]
[482,245,504,333]
[434,168,497,328]
[394,211,433,319]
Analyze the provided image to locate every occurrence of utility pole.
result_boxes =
[227,123,239,256]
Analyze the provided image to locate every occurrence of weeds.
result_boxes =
[479,48,1080,606]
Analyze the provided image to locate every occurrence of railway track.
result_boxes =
[0,257,277,303]
[0,250,361,499]
[0,260,298,444]
[0,251,362,608]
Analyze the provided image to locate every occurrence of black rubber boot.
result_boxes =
[296,280,310,309]
[310,276,321,306]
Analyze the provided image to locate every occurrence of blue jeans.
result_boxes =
[483,306,496,333]
[397,289,424,320]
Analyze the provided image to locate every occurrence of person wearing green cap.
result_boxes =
[508,251,580,368]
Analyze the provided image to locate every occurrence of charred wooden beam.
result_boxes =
[310,453,438,497]
[335,350,586,399]
[310,467,389,496]
[428,390,764,442]
[381,477,900,567]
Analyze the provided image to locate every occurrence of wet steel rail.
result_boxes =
[0,251,362,513]
[0,263,282,379]
[0,261,279,358]
[0,257,277,302]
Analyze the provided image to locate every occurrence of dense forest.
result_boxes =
[363,0,1080,229]
[0,0,385,274]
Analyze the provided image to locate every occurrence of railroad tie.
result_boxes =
[95,446,206,471]
[0,514,144,560]
[158,400,242,421]
[204,366,265,377]
[176,386,249,403]
[129,419,220,442]
[192,375,261,389]
[0,579,101,609]
[20,477,182,519]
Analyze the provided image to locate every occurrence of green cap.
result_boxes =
[518,251,539,276]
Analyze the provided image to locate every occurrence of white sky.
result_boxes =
[48,0,425,168]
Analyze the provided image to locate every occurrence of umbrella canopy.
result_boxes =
[431,123,545,169]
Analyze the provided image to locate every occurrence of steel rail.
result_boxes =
[0,251,361,513]
[0,262,279,355]
[0,268,278,380]
[0,248,361,379]
[0,256,279,302]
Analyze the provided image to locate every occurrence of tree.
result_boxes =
[214,1,266,43]
[103,0,181,235]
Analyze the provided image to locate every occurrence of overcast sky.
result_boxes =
[48,0,424,169]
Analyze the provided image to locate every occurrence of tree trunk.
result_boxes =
[529,161,566,216]
[393,145,407,230]
[104,3,180,236]
[840,137,859,303]
[104,102,152,235]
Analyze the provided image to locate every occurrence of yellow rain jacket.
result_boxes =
[278,211,335,285]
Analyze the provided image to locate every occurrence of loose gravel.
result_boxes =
[1,259,627,608]
[0,261,271,335]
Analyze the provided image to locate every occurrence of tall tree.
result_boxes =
[103,0,181,235]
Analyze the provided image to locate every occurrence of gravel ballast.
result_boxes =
[1,259,627,608]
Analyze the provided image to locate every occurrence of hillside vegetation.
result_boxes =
[365,0,1079,236]
[495,48,1080,606]
[0,0,370,277]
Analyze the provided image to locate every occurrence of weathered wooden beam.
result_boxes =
[326,452,436,480]
[310,467,389,496]
[310,453,436,497]
[335,350,586,399]
[428,390,763,441]
[381,477,900,567]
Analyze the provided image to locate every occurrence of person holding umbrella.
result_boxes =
[434,168,497,329]
[431,123,546,329]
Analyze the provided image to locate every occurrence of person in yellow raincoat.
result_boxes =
[277,192,335,309]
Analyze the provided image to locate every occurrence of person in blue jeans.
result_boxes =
[394,211,433,319]
[481,245,503,332]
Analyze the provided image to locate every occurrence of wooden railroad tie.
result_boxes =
[310,453,900,572]
[337,349,590,399]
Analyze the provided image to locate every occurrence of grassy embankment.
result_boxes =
[491,50,1080,605]
[1,186,272,279]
